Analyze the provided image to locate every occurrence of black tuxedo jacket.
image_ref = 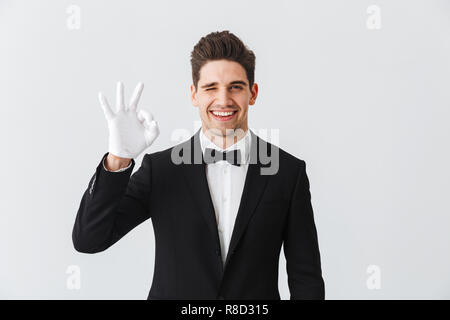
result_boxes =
[72,128,325,300]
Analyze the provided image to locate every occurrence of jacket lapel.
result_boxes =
[180,129,222,267]
[180,128,271,275]
[223,129,270,272]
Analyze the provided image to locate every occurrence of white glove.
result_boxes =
[98,81,159,159]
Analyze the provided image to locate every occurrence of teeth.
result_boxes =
[212,111,234,116]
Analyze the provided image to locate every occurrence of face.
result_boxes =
[190,59,258,138]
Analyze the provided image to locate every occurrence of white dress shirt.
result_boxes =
[103,129,252,266]
[199,129,252,265]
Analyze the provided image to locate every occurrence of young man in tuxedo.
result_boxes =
[72,30,325,300]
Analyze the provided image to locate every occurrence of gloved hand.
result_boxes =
[98,81,159,159]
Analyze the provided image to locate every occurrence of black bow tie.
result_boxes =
[203,148,242,166]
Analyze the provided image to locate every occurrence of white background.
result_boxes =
[1,0,449,299]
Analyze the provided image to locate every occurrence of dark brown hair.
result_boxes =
[190,30,256,90]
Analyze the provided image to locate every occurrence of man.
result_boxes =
[72,30,325,300]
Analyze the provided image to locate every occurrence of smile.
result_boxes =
[209,110,237,121]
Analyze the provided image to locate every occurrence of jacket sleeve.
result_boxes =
[102,156,133,172]
[283,160,325,299]
[72,152,152,253]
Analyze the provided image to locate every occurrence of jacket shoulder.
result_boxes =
[257,135,306,171]
[141,138,189,164]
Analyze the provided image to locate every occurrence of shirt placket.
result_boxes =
[222,162,232,250]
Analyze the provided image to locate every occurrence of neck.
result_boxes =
[202,127,248,149]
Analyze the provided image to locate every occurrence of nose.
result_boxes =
[215,87,234,107]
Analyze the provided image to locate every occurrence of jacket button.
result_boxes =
[215,249,220,256]
[218,295,224,300]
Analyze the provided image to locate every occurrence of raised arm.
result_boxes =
[72,81,159,253]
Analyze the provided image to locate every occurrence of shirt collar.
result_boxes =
[199,128,252,164]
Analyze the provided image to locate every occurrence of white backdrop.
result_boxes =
[1,0,450,299]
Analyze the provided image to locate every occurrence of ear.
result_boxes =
[190,84,199,107]
[249,82,258,105]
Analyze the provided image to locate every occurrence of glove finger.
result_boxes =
[138,109,154,128]
[148,120,159,133]
[137,110,144,123]
[144,120,159,146]
[98,92,114,121]
[116,81,126,112]
[129,82,144,111]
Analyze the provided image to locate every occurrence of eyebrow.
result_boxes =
[200,80,248,89]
